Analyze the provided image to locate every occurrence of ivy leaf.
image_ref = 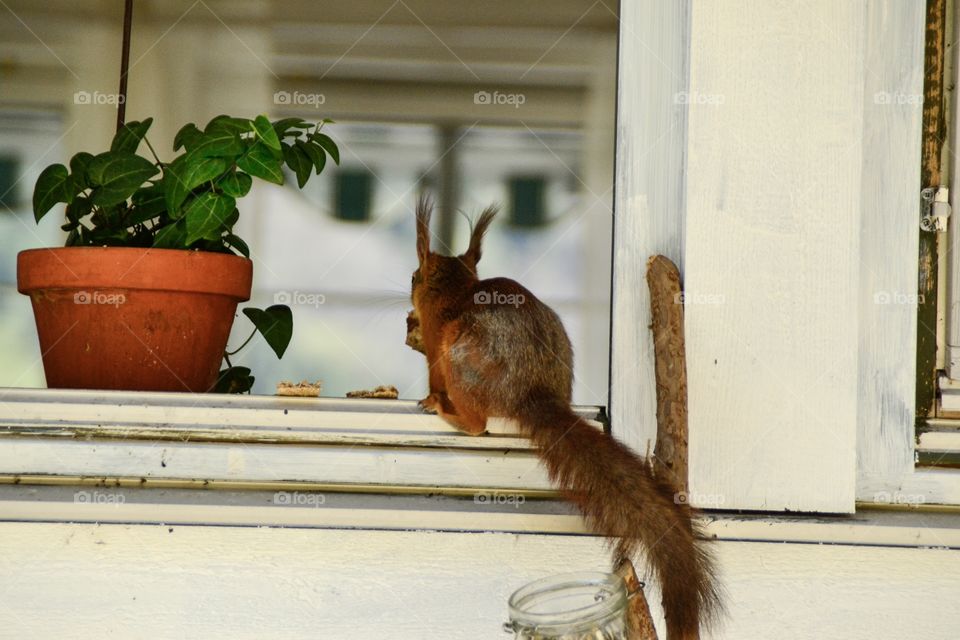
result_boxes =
[69,152,95,188]
[127,182,167,225]
[213,366,254,394]
[205,115,253,136]
[309,132,340,165]
[173,123,203,152]
[87,152,159,208]
[220,171,253,198]
[152,220,187,249]
[252,115,282,151]
[272,118,310,138]
[65,226,85,246]
[243,305,293,359]
[296,140,326,175]
[164,154,230,215]
[282,143,312,188]
[87,226,130,246]
[237,141,284,185]
[64,195,93,224]
[223,233,250,258]
[110,118,153,154]
[33,164,71,222]
[184,192,235,244]
[190,128,244,159]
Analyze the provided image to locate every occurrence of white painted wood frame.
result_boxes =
[853,1,960,506]
[610,1,953,512]
[0,388,608,494]
[922,0,960,468]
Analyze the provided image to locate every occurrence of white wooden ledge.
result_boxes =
[0,388,604,494]
[0,485,958,550]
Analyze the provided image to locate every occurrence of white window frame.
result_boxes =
[850,0,960,507]
[611,1,958,512]
[3,1,958,515]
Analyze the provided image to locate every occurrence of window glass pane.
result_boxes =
[0,1,617,406]
[0,111,64,388]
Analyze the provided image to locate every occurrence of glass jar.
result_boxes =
[503,572,630,639]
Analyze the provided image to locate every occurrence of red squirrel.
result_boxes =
[409,197,721,639]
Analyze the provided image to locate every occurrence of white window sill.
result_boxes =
[0,387,603,494]
[4,387,958,550]
[0,484,957,550]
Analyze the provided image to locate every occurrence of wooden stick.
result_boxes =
[616,559,659,640]
[116,0,134,133]
[645,255,689,496]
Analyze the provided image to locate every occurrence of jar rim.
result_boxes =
[507,571,627,634]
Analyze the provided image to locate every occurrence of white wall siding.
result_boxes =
[682,1,922,512]
[0,521,957,639]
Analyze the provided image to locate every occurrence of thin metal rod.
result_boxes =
[116,0,134,133]
[436,124,461,252]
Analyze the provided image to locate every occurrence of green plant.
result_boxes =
[31,114,340,393]
[213,304,295,394]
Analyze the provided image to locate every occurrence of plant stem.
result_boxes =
[143,136,163,167]
[115,0,133,133]
[225,328,257,357]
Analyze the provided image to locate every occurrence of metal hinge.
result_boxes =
[921,186,951,232]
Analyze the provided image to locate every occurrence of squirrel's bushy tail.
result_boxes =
[517,389,722,639]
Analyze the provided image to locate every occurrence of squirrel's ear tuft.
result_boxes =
[416,195,432,263]
[464,204,498,264]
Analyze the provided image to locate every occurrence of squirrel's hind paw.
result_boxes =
[418,394,441,414]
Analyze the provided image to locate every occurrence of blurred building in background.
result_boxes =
[0,0,616,404]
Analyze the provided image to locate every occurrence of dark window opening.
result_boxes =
[334,170,373,222]
[0,155,20,210]
[508,176,547,228]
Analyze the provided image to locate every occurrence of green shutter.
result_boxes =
[0,155,20,210]
[508,176,546,227]
[334,170,373,222]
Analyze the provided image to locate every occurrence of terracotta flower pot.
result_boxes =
[17,247,252,392]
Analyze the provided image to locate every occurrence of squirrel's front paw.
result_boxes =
[418,393,441,414]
